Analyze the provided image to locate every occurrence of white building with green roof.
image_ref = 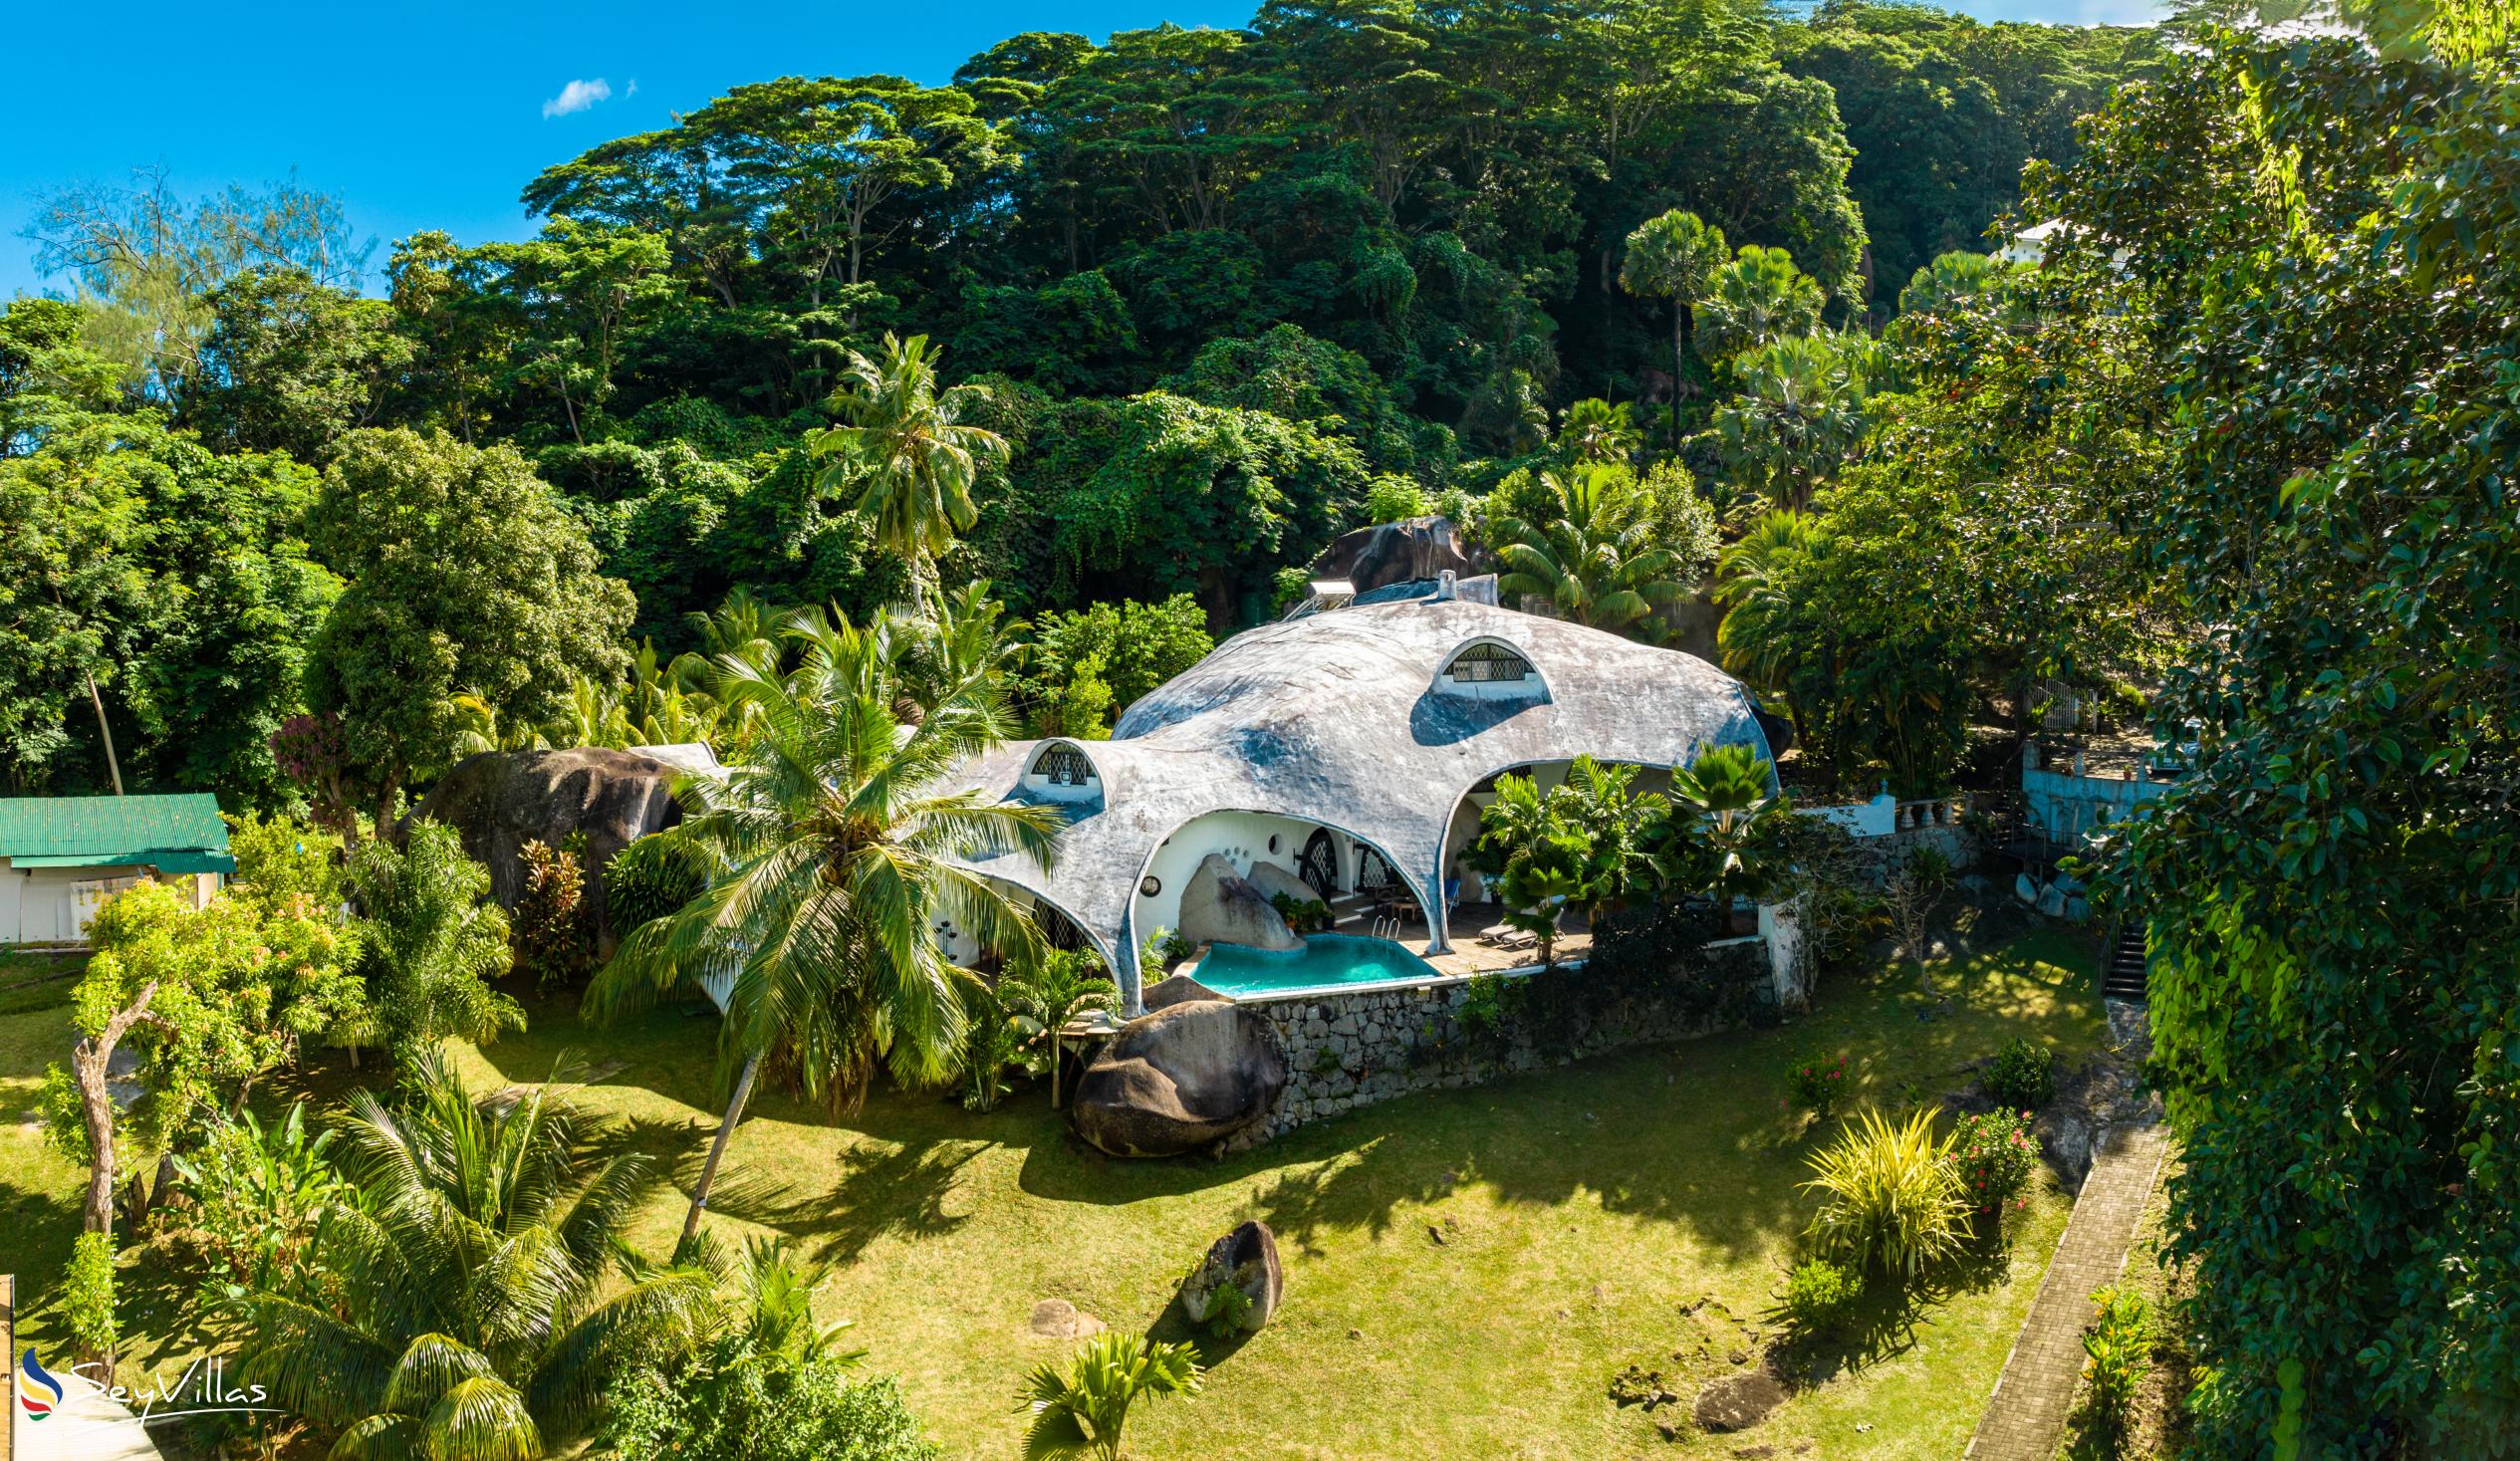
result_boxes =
[0,793,233,945]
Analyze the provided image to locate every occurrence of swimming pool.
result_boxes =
[1192,933,1444,998]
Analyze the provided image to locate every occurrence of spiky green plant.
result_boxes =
[1800,1107,1968,1280]
[1016,1333,1202,1461]
[244,1051,715,1460]
[601,835,711,934]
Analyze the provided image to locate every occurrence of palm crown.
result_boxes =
[807,333,1008,607]
[588,603,1060,1109]
[1493,465,1690,638]
[245,1051,714,1461]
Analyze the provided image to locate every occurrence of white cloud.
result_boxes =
[626,79,639,99]
[542,79,613,119]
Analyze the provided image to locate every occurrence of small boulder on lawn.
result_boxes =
[1694,1370,1788,1432]
[1179,1219,1285,1334]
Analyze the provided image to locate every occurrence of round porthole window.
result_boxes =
[1267,835,1281,853]
[1140,875,1161,897]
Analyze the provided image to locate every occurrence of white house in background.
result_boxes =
[0,793,234,945]
[948,577,1782,1012]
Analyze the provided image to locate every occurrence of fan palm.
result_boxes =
[244,1051,714,1461]
[806,333,1009,612]
[587,602,1060,1238]
[997,948,1118,1107]
[1669,743,1790,906]
[1697,244,1826,360]
[1017,1333,1202,1461]
[1620,209,1729,447]
[1558,397,1640,465]
[1493,465,1691,638]
[1708,335,1871,512]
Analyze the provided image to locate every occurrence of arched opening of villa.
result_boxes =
[1127,810,1435,970]
[1433,756,1687,955]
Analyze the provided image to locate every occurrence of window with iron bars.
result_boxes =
[1446,642,1532,682]
[1031,744,1095,786]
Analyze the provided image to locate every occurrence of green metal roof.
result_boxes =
[0,793,231,870]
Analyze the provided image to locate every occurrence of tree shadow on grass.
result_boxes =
[1774,1235,2024,1386]
[1016,1043,1815,1265]
[704,1131,992,1265]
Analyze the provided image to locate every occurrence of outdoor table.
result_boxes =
[1052,1009,1127,1108]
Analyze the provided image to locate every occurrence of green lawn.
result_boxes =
[2,931,2105,1459]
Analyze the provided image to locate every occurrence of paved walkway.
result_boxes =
[1964,1121,2170,1461]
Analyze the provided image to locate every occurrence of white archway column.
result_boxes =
[1423,847,1452,954]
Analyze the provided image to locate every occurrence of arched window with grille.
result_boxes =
[1445,641,1532,682]
[1030,743,1096,788]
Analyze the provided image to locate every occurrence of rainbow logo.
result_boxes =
[17,1349,66,1420]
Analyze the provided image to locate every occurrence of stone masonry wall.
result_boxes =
[1221,939,1770,1151]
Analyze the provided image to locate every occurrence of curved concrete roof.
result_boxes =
[951,597,1776,999]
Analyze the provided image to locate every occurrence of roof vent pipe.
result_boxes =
[1436,570,1456,601]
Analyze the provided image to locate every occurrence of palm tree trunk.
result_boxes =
[84,665,125,796]
[680,1052,760,1250]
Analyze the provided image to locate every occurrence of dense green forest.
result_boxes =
[2,0,2152,807]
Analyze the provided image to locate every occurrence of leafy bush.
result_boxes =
[170,1100,350,1300]
[604,833,710,932]
[1454,974,1510,1055]
[2080,1285,2153,1428]
[1948,1107,2041,1223]
[1139,926,1195,972]
[1779,1257,1860,1335]
[1984,1037,2055,1112]
[1201,1281,1253,1340]
[601,1339,938,1461]
[1269,891,1331,933]
[1365,473,1432,523]
[514,837,592,990]
[1790,1053,1848,1117]
[64,1230,118,1368]
[1800,1107,1967,1279]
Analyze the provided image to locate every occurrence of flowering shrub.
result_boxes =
[1948,1107,2041,1223]
[1789,1053,1848,1116]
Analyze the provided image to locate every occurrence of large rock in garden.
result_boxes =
[404,748,688,950]
[1072,1000,1288,1157]
[1142,972,1227,1011]
[1179,1220,1285,1334]
[1245,860,1324,910]
[1310,516,1486,594]
[1177,853,1302,952]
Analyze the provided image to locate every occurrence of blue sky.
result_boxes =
[1,0,2159,301]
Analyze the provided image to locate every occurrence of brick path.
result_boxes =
[1963,1121,2169,1461]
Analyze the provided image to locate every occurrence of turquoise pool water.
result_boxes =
[1192,933,1442,998]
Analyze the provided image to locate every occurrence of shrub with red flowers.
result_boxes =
[1788,1053,1849,1117]
[1947,1107,2040,1227]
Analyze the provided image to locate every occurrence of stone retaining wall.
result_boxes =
[1221,937,1772,1150]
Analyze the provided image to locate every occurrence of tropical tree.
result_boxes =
[1713,509,1819,707]
[1706,333,1873,512]
[346,821,522,1061]
[1016,1333,1202,1461]
[1667,743,1790,908]
[245,1051,716,1460]
[998,948,1119,1107]
[1558,397,1640,464]
[806,334,1010,611]
[1492,465,1693,638]
[1619,209,1729,445]
[1697,244,1827,360]
[587,603,1061,1239]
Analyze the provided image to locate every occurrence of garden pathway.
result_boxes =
[1962,1119,2168,1461]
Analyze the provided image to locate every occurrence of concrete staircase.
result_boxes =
[2103,918,2149,1002]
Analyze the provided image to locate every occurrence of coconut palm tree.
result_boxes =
[1492,465,1692,639]
[244,1051,714,1461]
[587,602,1060,1240]
[1017,1333,1203,1461]
[806,333,1009,612]
[1619,209,1729,447]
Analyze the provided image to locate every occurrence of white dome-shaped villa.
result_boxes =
[952,583,1779,1013]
